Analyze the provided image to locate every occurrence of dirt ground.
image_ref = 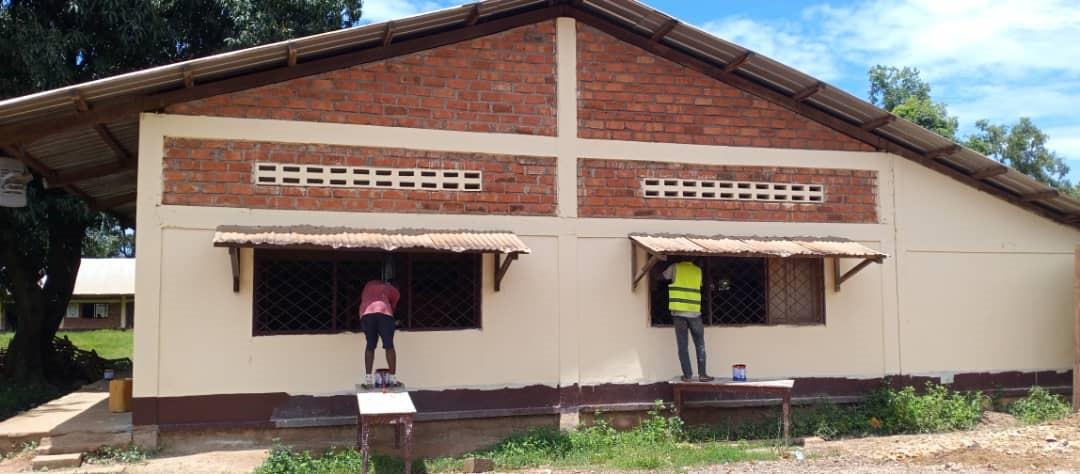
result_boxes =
[3,412,1080,473]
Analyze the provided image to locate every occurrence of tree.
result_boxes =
[0,0,363,384]
[867,65,958,140]
[83,215,135,259]
[965,118,1074,193]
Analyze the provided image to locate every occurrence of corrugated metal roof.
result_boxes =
[0,0,1076,226]
[630,234,887,259]
[213,225,532,254]
[73,258,135,295]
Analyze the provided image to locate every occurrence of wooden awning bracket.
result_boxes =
[832,256,882,292]
[494,252,519,292]
[228,246,240,292]
[630,242,667,291]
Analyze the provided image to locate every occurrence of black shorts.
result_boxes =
[361,313,395,350]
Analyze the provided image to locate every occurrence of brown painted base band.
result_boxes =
[133,370,1072,427]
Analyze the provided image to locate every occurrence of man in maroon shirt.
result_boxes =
[359,279,401,379]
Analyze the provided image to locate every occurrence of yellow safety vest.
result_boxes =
[668,262,702,313]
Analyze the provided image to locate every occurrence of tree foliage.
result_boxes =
[0,0,363,384]
[868,65,958,140]
[965,118,1074,193]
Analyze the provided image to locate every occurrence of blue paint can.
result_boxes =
[732,364,747,381]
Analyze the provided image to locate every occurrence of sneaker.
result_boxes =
[680,376,695,382]
[363,374,374,387]
[699,375,715,382]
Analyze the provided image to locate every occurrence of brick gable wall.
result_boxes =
[163,138,557,216]
[166,22,557,136]
[577,24,874,152]
[579,158,877,223]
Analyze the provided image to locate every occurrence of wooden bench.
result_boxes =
[355,386,416,474]
[670,378,795,445]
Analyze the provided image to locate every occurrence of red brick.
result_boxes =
[578,158,877,223]
[576,24,874,152]
[162,138,556,217]
[164,22,556,136]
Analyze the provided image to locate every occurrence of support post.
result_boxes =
[120,295,128,329]
[229,247,240,292]
[494,252,518,292]
[1074,243,1080,411]
[632,253,664,291]
[833,257,880,292]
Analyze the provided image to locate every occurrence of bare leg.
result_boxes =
[365,350,375,374]
[386,348,397,374]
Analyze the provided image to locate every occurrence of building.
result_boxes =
[0,0,1076,449]
[61,258,135,330]
[0,259,134,332]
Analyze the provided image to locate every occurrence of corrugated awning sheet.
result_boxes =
[213,225,531,254]
[630,234,886,259]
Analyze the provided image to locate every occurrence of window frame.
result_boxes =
[647,256,826,328]
[251,249,483,336]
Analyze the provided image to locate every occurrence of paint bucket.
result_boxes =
[374,368,391,388]
[732,364,747,381]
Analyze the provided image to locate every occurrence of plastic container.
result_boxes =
[732,364,747,381]
[108,378,133,413]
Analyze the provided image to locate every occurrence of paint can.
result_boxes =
[374,368,391,388]
[732,364,747,381]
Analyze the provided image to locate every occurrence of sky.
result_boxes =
[360,0,1080,181]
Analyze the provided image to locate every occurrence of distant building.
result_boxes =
[61,258,135,330]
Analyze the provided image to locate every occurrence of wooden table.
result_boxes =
[671,378,795,445]
[355,386,416,474]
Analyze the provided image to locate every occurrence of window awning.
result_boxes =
[629,234,887,292]
[212,225,531,292]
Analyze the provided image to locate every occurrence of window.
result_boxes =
[649,257,824,326]
[253,250,481,336]
[66,304,79,319]
[78,303,109,319]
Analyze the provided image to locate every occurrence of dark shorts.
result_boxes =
[361,313,395,350]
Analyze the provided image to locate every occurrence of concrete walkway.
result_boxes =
[0,383,132,453]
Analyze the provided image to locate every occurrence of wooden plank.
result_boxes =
[563,7,1080,229]
[791,82,825,102]
[2,144,56,179]
[229,247,240,292]
[650,18,678,42]
[722,51,752,73]
[46,161,134,188]
[861,114,895,131]
[493,252,518,292]
[382,22,395,47]
[970,165,1010,180]
[70,90,89,113]
[93,124,134,165]
[1021,190,1060,202]
[464,4,480,26]
[632,254,663,290]
[286,43,298,67]
[0,5,566,145]
[835,258,877,292]
[93,191,137,210]
[182,66,195,88]
[926,144,961,159]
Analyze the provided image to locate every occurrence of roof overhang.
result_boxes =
[0,0,1077,228]
[629,233,886,292]
[212,225,531,292]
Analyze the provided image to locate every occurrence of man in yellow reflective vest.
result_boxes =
[662,257,713,382]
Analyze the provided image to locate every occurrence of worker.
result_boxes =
[661,257,713,382]
[359,274,400,386]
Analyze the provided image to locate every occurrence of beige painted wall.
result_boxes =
[133,17,1078,400]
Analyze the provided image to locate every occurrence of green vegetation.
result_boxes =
[84,444,158,465]
[0,330,132,361]
[703,382,986,441]
[1009,386,1072,425]
[256,404,776,474]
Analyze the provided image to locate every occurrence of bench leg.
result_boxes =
[782,393,791,447]
[403,418,414,474]
[360,419,371,474]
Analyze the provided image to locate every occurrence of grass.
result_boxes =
[0,329,132,360]
[256,403,778,474]
[1009,386,1072,425]
[84,444,158,465]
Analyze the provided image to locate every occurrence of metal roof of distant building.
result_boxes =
[73,258,135,296]
[0,0,1076,228]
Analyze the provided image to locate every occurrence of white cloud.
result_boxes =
[1045,125,1080,161]
[701,17,844,81]
[808,0,1080,81]
[359,0,459,24]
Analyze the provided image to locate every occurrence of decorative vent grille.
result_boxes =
[642,178,824,203]
[254,162,482,192]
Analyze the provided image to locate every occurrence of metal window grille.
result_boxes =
[254,162,482,192]
[253,250,480,335]
[641,178,824,203]
[649,257,824,326]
